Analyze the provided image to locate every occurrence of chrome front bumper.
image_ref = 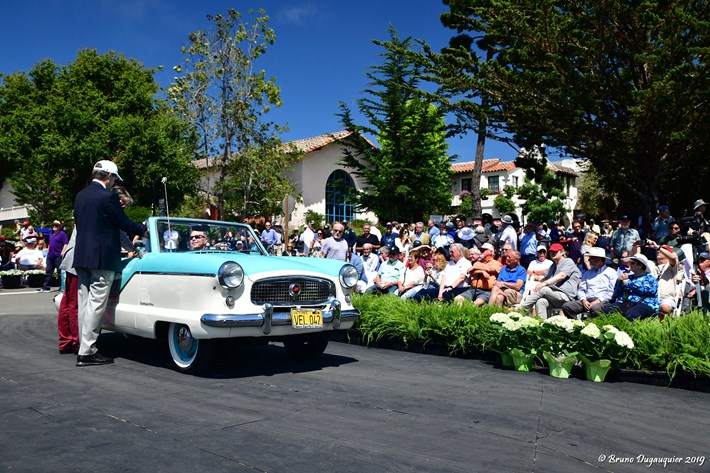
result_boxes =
[200,300,360,334]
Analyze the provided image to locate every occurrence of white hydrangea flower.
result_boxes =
[581,323,601,338]
[490,313,511,324]
[614,331,635,349]
[603,325,619,333]
[545,315,575,332]
[507,312,523,320]
[572,320,586,328]
[519,316,541,328]
[503,319,522,331]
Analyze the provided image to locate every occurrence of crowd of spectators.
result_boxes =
[275,197,709,321]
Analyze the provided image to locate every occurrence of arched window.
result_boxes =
[325,170,355,223]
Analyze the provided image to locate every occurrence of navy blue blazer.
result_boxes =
[73,181,147,273]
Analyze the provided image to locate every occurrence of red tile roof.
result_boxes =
[451,158,578,176]
[192,130,375,169]
[451,159,516,174]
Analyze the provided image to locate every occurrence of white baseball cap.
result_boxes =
[93,160,122,180]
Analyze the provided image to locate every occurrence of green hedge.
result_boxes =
[351,295,710,378]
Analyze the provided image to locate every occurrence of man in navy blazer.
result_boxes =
[73,160,147,366]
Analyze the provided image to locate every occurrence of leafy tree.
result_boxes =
[167,8,298,220]
[515,145,568,223]
[438,0,710,219]
[338,26,453,223]
[0,50,198,226]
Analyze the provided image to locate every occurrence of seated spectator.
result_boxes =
[370,246,405,295]
[658,221,683,249]
[647,241,684,318]
[561,247,617,319]
[488,250,527,308]
[527,246,553,279]
[616,251,631,278]
[423,252,448,289]
[455,243,502,306]
[412,243,471,302]
[397,252,426,299]
[473,225,489,250]
[1,243,16,271]
[497,242,513,266]
[396,227,412,257]
[565,220,586,267]
[602,253,659,320]
[14,237,44,270]
[520,243,581,319]
[360,243,380,278]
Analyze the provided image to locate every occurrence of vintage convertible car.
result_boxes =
[57,217,360,373]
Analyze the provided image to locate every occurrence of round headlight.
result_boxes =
[218,261,244,289]
[339,264,358,289]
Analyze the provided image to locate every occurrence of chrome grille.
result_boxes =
[251,277,335,305]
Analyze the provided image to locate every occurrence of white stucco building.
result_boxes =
[450,158,579,224]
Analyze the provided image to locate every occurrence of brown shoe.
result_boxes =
[76,353,114,366]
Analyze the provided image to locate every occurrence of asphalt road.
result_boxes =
[1,289,709,473]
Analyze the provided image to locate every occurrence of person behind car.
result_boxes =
[189,229,209,251]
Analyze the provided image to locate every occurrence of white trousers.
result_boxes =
[77,268,115,356]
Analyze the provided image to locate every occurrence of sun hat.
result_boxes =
[587,247,607,259]
[501,215,513,224]
[93,160,122,180]
[629,253,651,271]
[457,227,475,241]
[693,199,707,211]
[474,226,485,234]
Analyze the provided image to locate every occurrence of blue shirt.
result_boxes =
[260,228,278,246]
[520,231,538,257]
[380,232,398,248]
[428,226,440,238]
[497,263,528,293]
[612,272,659,311]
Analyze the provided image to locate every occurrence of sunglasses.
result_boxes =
[189,235,205,240]
[332,229,343,233]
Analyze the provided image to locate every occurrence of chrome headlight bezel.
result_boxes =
[218,261,244,289]
[339,264,359,289]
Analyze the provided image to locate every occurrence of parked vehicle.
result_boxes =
[56,217,360,373]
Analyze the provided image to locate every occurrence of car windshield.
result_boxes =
[155,218,264,254]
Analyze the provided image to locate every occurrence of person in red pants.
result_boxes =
[57,230,79,354]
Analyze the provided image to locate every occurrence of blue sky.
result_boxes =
[1,0,519,162]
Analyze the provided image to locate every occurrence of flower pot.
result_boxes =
[27,273,45,288]
[543,352,578,379]
[509,348,534,372]
[500,350,514,369]
[1,275,22,289]
[582,358,612,382]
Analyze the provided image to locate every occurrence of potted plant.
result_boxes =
[24,269,46,288]
[489,312,541,371]
[577,323,635,382]
[0,269,24,289]
[479,188,491,200]
[538,315,585,378]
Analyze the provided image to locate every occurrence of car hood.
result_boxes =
[126,252,350,279]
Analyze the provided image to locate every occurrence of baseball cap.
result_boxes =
[698,252,710,261]
[658,205,669,211]
[93,160,122,180]
[22,221,30,227]
[480,242,495,252]
[389,245,400,254]
[549,243,564,252]
[536,245,547,252]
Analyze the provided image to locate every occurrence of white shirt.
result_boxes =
[442,257,472,288]
[16,247,43,266]
[163,229,179,250]
[500,225,518,251]
[300,227,315,252]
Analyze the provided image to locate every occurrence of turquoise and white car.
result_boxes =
[64,217,360,373]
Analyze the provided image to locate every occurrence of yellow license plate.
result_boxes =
[291,309,323,329]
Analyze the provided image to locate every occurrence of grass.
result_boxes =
[351,294,710,379]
